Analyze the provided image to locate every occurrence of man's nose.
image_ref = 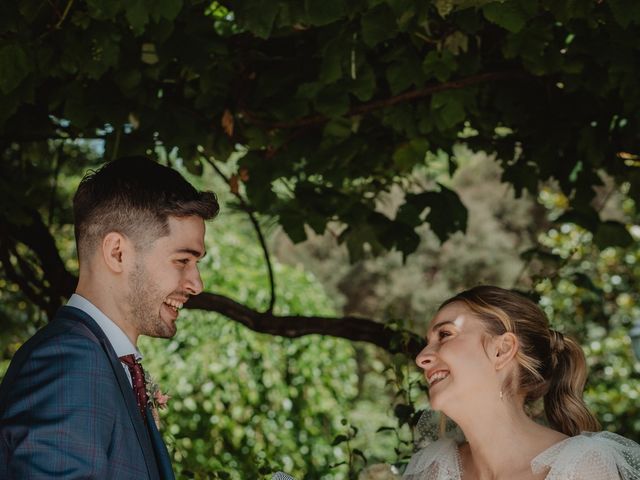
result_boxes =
[185,266,204,296]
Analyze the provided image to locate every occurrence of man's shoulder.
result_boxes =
[0,308,120,409]
[6,307,112,377]
[23,306,102,349]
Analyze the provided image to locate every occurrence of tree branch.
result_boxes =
[48,143,64,226]
[243,71,527,130]
[54,0,75,29]
[0,207,423,355]
[0,211,77,315]
[185,292,424,356]
[0,239,53,316]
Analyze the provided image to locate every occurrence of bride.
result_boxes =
[403,285,640,480]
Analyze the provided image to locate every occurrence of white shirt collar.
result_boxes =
[67,293,141,361]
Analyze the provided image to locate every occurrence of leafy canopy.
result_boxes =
[1,0,639,259]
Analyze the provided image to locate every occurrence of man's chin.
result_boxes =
[158,303,179,335]
[143,312,178,339]
[157,317,178,338]
[147,325,177,339]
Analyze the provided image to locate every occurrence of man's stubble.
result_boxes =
[127,260,176,339]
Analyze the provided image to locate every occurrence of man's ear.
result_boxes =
[493,332,518,370]
[102,232,130,273]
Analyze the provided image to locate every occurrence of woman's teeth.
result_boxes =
[428,371,450,386]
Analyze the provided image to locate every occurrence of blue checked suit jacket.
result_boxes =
[0,306,175,479]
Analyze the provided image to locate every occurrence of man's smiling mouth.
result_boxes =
[163,298,184,312]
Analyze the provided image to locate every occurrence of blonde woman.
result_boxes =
[404,286,640,480]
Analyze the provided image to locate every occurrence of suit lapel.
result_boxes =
[59,307,161,479]
[146,407,176,480]
[101,336,162,475]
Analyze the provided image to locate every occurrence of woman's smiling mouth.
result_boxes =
[427,370,450,386]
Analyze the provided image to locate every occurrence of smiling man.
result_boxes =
[0,157,219,479]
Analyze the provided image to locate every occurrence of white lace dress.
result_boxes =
[402,432,640,480]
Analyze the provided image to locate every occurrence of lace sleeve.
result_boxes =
[531,431,640,480]
[402,438,461,480]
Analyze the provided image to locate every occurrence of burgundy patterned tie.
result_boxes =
[119,354,149,423]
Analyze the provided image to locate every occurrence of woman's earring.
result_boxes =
[499,390,504,400]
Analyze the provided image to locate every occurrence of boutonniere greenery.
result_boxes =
[145,374,170,429]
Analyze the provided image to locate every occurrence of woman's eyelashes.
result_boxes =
[425,329,453,346]
[438,329,452,341]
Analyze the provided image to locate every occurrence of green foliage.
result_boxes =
[142,311,360,479]
[534,185,640,440]
[136,167,363,478]
[482,0,536,33]
[281,151,640,444]
[2,0,640,474]
[0,157,364,479]
[2,0,639,260]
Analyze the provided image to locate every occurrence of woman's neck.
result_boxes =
[449,400,567,479]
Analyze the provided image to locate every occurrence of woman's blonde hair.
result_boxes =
[440,285,600,436]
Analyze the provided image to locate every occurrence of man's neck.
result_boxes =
[75,278,139,346]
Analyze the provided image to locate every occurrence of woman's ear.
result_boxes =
[493,332,518,370]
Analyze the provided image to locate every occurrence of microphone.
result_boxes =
[271,472,296,480]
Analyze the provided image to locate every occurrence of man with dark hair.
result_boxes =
[0,156,219,479]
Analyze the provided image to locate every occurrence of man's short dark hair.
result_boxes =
[73,156,219,260]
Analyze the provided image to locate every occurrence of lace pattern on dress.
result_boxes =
[402,419,640,480]
[402,437,460,480]
[402,411,463,480]
[531,431,640,480]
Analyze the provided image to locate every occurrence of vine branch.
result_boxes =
[203,156,277,313]
[55,0,75,29]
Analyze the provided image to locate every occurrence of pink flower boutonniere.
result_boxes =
[145,374,171,429]
[153,389,171,409]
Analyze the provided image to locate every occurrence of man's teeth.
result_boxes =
[428,371,450,385]
[164,299,184,312]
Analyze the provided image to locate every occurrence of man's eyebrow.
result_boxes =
[175,248,206,258]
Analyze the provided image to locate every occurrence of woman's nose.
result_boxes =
[415,347,434,369]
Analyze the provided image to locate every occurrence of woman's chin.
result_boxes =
[427,381,450,410]
[427,394,444,412]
